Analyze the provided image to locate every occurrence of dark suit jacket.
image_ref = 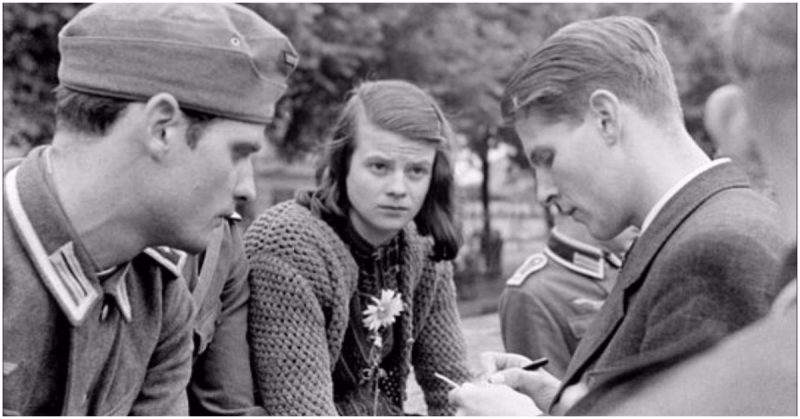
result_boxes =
[553,162,789,413]
[568,252,797,415]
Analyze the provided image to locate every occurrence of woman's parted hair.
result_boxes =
[300,79,462,261]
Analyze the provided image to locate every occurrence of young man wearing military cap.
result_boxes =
[2,4,297,415]
[448,15,789,415]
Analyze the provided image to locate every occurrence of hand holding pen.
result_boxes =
[443,353,551,415]
[452,352,561,411]
[522,356,549,372]
[478,351,548,379]
[435,356,549,389]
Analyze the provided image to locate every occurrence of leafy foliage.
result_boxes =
[3,3,84,154]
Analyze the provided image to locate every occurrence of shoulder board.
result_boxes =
[143,246,188,278]
[506,253,548,287]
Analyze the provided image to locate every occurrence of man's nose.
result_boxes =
[234,160,256,203]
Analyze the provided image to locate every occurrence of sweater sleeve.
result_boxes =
[247,252,339,415]
[411,262,472,415]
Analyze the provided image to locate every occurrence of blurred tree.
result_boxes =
[3,3,85,156]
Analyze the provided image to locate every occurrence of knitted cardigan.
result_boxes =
[244,200,471,415]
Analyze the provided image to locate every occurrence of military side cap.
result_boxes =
[58,3,299,124]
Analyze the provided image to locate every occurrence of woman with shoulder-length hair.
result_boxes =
[244,80,472,415]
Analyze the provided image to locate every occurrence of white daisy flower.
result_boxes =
[362,289,404,332]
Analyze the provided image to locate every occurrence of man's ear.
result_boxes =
[588,89,621,145]
[142,93,182,160]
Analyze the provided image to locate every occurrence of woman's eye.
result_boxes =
[408,167,429,178]
[370,162,388,173]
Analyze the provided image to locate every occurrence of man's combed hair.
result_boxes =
[502,16,683,126]
[54,86,216,146]
[300,80,462,261]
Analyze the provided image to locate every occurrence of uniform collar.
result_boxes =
[98,264,133,322]
[544,227,619,280]
[4,147,168,325]
[5,147,105,326]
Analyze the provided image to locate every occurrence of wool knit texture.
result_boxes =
[244,200,471,415]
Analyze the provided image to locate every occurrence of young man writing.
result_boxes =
[449,15,788,415]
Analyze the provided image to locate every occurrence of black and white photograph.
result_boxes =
[3,3,797,415]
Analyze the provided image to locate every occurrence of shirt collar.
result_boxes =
[98,264,133,322]
[640,158,730,234]
[336,214,402,262]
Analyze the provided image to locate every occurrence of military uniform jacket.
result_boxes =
[554,162,789,413]
[3,147,195,415]
[184,218,265,415]
[499,227,620,379]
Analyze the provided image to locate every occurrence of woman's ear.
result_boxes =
[589,89,621,145]
[142,93,182,160]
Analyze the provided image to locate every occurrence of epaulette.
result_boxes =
[506,253,548,287]
[143,246,188,278]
